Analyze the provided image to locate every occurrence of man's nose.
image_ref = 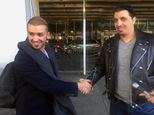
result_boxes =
[33,35,38,41]
[117,20,122,26]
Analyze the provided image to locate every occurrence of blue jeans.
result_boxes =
[110,97,154,115]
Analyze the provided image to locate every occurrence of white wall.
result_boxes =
[0,0,39,74]
[0,0,27,73]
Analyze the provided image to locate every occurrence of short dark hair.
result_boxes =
[27,16,49,32]
[113,4,135,19]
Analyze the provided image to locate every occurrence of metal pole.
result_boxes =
[83,0,86,75]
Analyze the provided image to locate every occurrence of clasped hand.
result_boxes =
[78,78,92,94]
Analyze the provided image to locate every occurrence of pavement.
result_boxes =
[0,71,109,115]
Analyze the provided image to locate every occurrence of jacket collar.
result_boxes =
[130,28,149,69]
[111,28,150,69]
[135,27,149,45]
[113,27,148,44]
[18,37,59,80]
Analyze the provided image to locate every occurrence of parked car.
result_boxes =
[65,39,100,57]
[48,39,65,58]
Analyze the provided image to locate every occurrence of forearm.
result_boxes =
[86,67,104,86]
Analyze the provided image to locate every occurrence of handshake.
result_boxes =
[77,78,92,94]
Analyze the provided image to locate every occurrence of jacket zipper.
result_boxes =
[147,59,153,71]
[130,49,147,106]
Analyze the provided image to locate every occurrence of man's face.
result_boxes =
[114,10,136,37]
[27,24,50,52]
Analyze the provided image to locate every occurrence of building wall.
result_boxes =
[0,0,38,74]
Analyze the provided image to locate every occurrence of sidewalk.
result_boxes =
[59,71,109,115]
[0,71,109,115]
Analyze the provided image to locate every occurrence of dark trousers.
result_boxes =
[110,97,154,115]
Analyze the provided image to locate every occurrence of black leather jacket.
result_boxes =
[87,28,154,107]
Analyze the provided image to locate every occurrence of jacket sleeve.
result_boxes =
[86,44,106,86]
[14,51,78,97]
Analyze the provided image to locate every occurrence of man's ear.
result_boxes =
[47,31,50,38]
[133,17,136,24]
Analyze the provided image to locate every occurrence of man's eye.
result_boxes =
[114,19,118,23]
[121,18,126,21]
[38,33,43,37]
[29,33,34,36]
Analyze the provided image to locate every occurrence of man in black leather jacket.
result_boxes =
[80,4,154,115]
